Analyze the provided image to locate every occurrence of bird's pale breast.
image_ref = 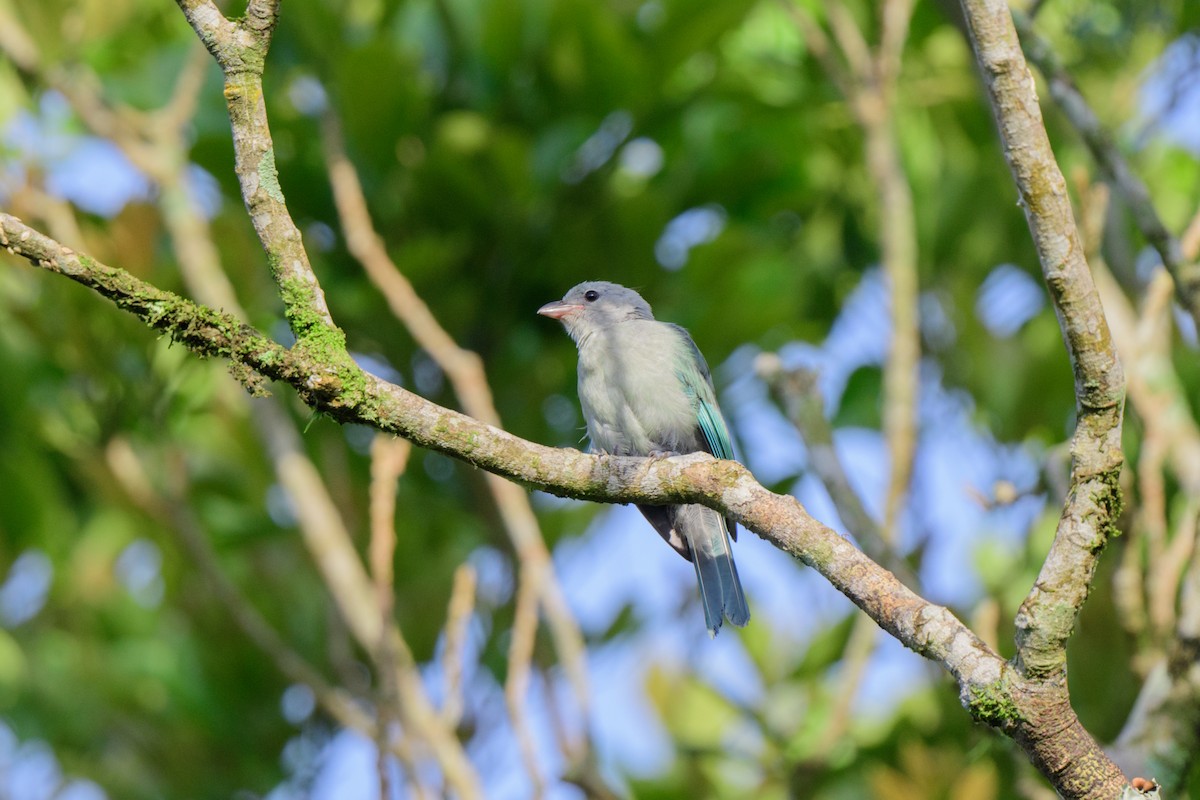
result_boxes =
[576,320,699,456]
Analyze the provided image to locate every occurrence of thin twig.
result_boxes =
[507,568,546,797]
[1111,504,1200,790]
[157,42,213,132]
[440,564,477,729]
[813,615,878,759]
[781,1,853,98]
[0,3,38,71]
[103,439,394,759]
[369,436,411,610]
[825,0,873,83]
[868,110,920,549]
[878,0,917,90]
[1182,205,1200,262]
[369,435,412,800]
[1173,504,1200,643]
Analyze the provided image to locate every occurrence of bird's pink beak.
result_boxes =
[537,301,582,320]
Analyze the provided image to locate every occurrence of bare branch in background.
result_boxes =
[812,615,879,761]
[1083,174,1200,791]
[1013,10,1200,331]
[866,0,920,551]
[319,110,594,771]
[1111,502,1200,790]
[104,438,377,738]
[369,435,412,800]
[369,436,411,616]
[105,437,434,799]
[786,0,921,549]
[254,401,483,798]
[508,561,546,797]
[1183,205,1200,262]
[756,356,918,587]
[772,13,922,765]
[439,565,477,730]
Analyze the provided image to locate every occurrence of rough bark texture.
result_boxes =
[959,0,1129,796]
[175,0,339,341]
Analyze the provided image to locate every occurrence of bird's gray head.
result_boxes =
[537,281,654,341]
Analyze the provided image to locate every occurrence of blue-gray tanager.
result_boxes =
[538,281,750,635]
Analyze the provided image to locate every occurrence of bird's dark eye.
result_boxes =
[584,290,599,302]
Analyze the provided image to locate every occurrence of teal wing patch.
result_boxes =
[697,398,734,460]
[669,323,739,541]
[668,324,734,461]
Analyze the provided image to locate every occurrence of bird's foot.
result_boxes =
[647,449,680,461]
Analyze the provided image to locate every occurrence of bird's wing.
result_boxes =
[668,324,739,540]
[667,324,734,460]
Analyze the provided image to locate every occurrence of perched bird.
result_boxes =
[538,281,750,635]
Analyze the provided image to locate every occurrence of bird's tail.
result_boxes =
[680,504,750,636]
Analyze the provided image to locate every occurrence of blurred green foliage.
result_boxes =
[0,0,1198,797]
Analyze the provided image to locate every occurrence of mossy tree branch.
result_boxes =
[174,0,340,343]
[960,0,1129,796]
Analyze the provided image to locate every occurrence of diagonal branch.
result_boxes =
[1093,206,1200,792]
[757,357,918,587]
[368,435,411,800]
[960,0,1125,671]
[104,438,383,745]
[1,212,481,798]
